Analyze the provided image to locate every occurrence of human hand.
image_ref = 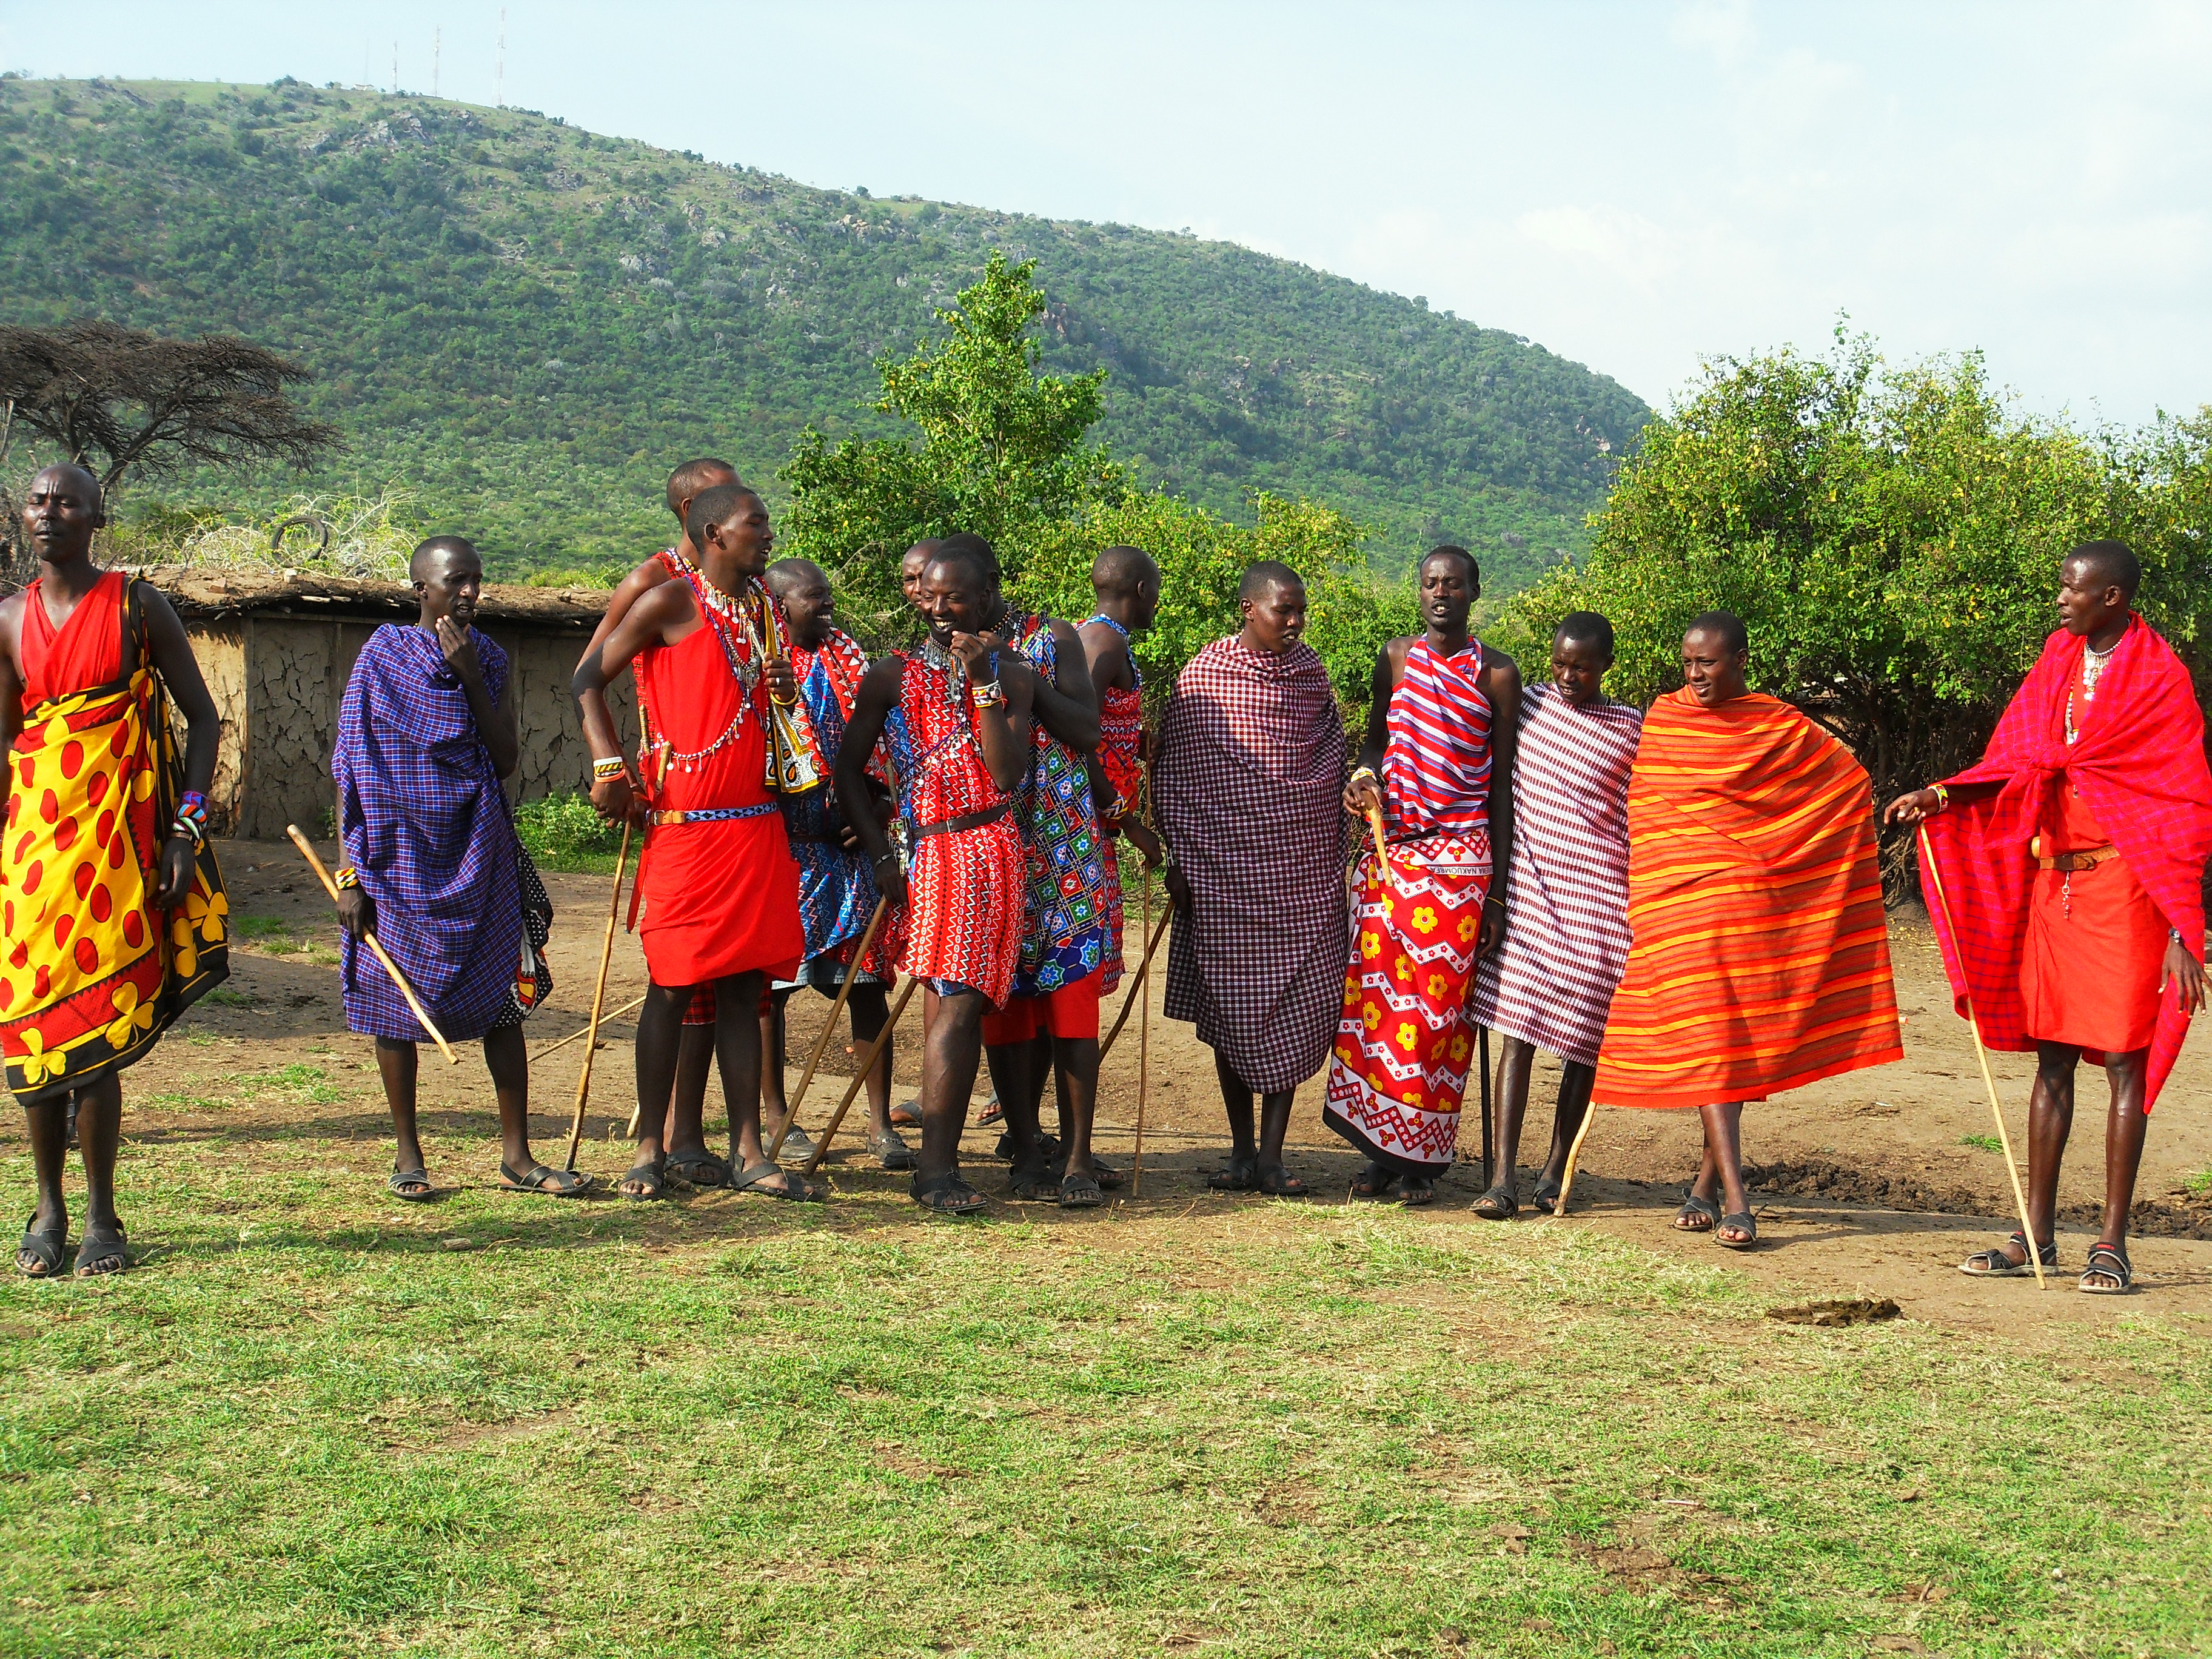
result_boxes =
[1165,862,1193,917]
[589,771,643,825]
[1476,897,1507,960]
[1125,820,1165,870]
[337,886,375,942]
[435,616,481,682]
[765,655,797,703]
[1343,771,1382,817]
[874,860,909,909]
[950,627,1001,681]
[1883,788,1941,826]
[150,837,195,908]
[2163,937,2206,1016]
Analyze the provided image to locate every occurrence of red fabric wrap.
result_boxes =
[1921,616,2212,1108]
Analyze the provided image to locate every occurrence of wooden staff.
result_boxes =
[563,820,633,1171]
[1098,905,1173,1062]
[800,973,919,1175]
[286,824,458,1065]
[1918,825,2045,1289]
[1131,866,1153,1197]
[1552,1094,1600,1218]
[767,897,891,1164]
[532,993,647,1061]
[1366,797,1390,873]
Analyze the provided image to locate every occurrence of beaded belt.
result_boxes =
[908,801,1012,841]
[649,803,780,825]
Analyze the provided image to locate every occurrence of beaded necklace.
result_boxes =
[654,569,765,773]
[2065,636,2122,746]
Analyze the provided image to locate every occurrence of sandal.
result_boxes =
[890,1098,924,1129]
[977,1093,1005,1127]
[1059,1170,1105,1208]
[73,1220,128,1277]
[1959,1230,2056,1278]
[1472,1182,1518,1221]
[1256,1165,1311,1198]
[1529,1176,1563,1215]
[1715,1211,1758,1250]
[731,1162,824,1202]
[1673,1193,1721,1233]
[1007,1160,1061,1202]
[770,1124,816,1160]
[16,1213,67,1278]
[1208,1155,1259,1191]
[1396,1173,1437,1207]
[872,1129,918,1171]
[2079,1242,2134,1295]
[665,1150,729,1188]
[388,1167,436,1203]
[1349,1160,1395,1199]
[1090,1158,1127,1190]
[912,1170,987,1215]
[498,1162,592,1198]
[618,1159,666,1202]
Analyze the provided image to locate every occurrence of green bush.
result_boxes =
[514,791,626,873]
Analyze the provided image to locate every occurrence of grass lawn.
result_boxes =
[2,1078,2208,1658]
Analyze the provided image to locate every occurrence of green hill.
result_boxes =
[0,76,1649,584]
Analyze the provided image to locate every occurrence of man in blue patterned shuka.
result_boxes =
[334,538,581,1202]
[960,533,1122,1208]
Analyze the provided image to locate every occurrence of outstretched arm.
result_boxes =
[1476,652,1523,959]
[140,587,221,907]
[1884,777,2005,825]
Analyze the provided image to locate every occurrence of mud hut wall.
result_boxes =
[489,628,638,802]
[240,617,345,842]
[178,622,249,835]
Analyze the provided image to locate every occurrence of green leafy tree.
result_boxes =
[781,253,1126,629]
[1497,334,2206,883]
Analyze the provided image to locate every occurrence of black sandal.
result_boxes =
[1530,1176,1563,1215]
[1089,1158,1126,1190]
[16,1213,66,1279]
[665,1150,729,1188]
[73,1220,128,1277]
[731,1162,824,1202]
[1059,1170,1105,1208]
[387,1167,436,1203]
[890,1098,924,1129]
[1472,1182,1518,1220]
[1349,1160,1395,1199]
[872,1130,918,1171]
[912,1171,987,1215]
[1715,1211,1758,1250]
[1674,1193,1721,1233]
[2079,1242,2134,1295]
[1959,1230,2056,1278]
[1256,1165,1311,1198]
[618,1159,665,1201]
[1007,1160,1061,1202]
[1396,1173,1437,1207]
[1208,1155,1259,1191]
[498,1162,592,1198]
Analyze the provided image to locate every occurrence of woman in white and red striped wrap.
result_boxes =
[1156,563,1348,1197]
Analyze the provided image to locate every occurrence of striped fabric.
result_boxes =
[1381,638,1492,838]
[1467,683,1643,1068]
[1592,689,1901,1108]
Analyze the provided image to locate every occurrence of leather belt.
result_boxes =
[649,803,780,826]
[909,801,1011,841]
[2031,838,2118,873]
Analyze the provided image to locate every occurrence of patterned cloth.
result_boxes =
[1921,615,2212,1108]
[1088,614,1147,996]
[1381,638,1493,837]
[780,626,894,982]
[883,642,1025,1005]
[1158,636,1349,1093]
[1592,689,1901,1108]
[1,574,229,1102]
[1467,682,1643,1067]
[335,624,527,1043]
[1004,613,1110,999]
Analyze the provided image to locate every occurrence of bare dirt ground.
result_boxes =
[41,839,2212,1339]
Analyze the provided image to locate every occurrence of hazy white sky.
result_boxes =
[3,1,2206,424]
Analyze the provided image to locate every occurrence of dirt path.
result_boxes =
[44,839,2212,1336]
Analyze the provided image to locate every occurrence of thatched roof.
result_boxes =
[137,568,614,631]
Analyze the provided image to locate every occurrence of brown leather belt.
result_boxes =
[910,802,1011,841]
[2031,838,2118,873]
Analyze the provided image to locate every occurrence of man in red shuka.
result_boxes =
[1888,541,2212,1295]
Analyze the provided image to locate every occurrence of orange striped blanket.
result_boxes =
[1593,688,1900,1108]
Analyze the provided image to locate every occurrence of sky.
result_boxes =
[2,1,2207,426]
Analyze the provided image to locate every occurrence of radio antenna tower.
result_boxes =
[392,41,399,93]
[495,8,506,107]
[433,27,441,97]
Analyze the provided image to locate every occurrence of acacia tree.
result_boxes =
[1496,334,2205,886]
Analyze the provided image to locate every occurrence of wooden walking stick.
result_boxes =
[766,896,890,1165]
[1477,1026,1494,1191]
[1365,798,1390,873]
[1098,905,1173,1061]
[801,973,919,1175]
[533,993,648,1061]
[286,824,458,1065]
[1131,865,1153,1198]
[1552,1094,1600,1218]
[563,819,634,1171]
[1918,825,2046,1289]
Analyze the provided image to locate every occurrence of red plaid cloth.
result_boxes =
[1156,637,1349,1092]
[1922,616,2212,1108]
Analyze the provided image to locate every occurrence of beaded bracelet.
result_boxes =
[1930,783,1950,813]
[170,798,209,850]
[591,755,628,782]
[970,680,1007,710]
[334,866,363,892]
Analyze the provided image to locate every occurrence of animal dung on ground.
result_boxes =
[1766,1296,1902,1327]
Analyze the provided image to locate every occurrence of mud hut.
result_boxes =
[146,570,635,840]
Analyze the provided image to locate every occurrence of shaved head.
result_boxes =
[765,557,826,598]
[30,463,102,512]
[1091,544,1158,596]
[666,457,739,518]
[2065,539,2140,601]
[1421,544,1478,586]
[409,534,479,583]
[1684,609,1748,656]
[928,532,1000,589]
[1238,560,1302,603]
[685,483,763,551]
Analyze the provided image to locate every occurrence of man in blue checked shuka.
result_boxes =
[333,537,583,1202]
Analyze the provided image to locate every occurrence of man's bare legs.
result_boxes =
[1210,1048,1306,1195]
[625,983,691,1196]
[710,971,768,1173]
[1683,1100,1753,1246]
[914,987,990,1209]
[374,1026,577,1196]
[1482,1036,1595,1215]
[16,1073,122,1275]
[985,1033,1052,1194]
[1974,1043,2148,1287]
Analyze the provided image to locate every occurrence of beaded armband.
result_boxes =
[970,680,1007,710]
[169,794,210,850]
[334,866,363,892]
[591,755,628,783]
[1930,782,1950,813]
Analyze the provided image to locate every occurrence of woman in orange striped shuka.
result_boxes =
[1592,612,1902,1250]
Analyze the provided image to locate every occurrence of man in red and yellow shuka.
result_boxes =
[0,466,229,1278]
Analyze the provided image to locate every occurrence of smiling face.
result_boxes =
[699,495,775,580]
[1681,627,1748,706]
[1417,552,1475,637]
[414,546,485,628]
[773,565,836,648]
[1550,633,1611,708]
[21,466,105,565]
[902,544,936,609]
[1239,579,1308,654]
[2056,554,2128,638]
[919,558,997,643]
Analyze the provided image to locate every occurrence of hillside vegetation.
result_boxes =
[0,76,1647,582]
